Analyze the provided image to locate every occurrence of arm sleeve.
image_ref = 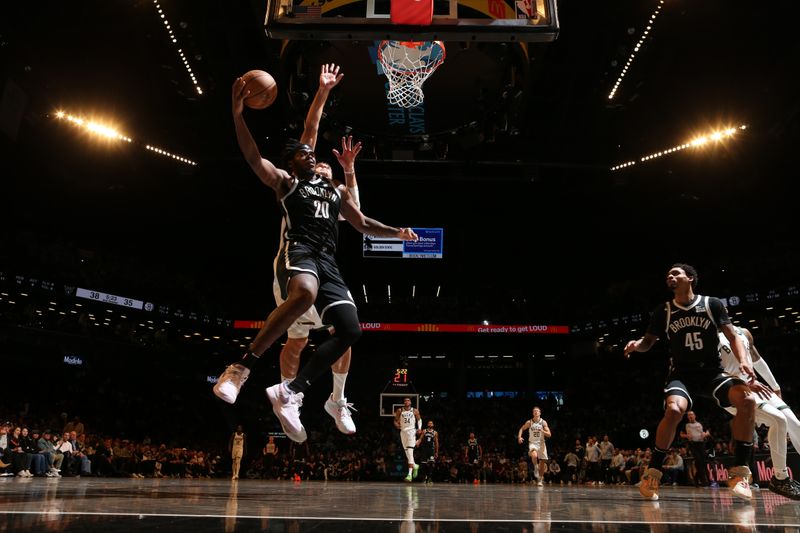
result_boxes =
[417,418,422,430]
[348,186,360,209]
[753,357,780,390]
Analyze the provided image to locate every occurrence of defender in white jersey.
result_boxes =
[719,326,800,499]
[517,406,551,486]
[394,397,421,482]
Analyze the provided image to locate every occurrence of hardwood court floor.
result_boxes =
[1,478,799,531]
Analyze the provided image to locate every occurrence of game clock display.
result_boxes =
[392,368,410,386]
[76,287,145,310]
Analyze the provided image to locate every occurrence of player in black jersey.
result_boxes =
[218,76,418,443]
[416,420,439,484]
[464,432,483,483]
[624,263,762,501]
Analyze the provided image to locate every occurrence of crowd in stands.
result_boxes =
[1,395,789,487]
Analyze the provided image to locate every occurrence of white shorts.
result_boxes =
[528,441,548,460]
[400,429,417,449]
[273,277,323,339]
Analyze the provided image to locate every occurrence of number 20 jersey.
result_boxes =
[280,175,341,253]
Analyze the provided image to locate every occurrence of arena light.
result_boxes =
[54,110,197,166]
[145,144,197,166]
[611,124,746,171]
[153,0,204,96]
[54,111,132,142]
[608,0,665,100]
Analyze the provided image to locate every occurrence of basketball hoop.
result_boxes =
[377,40,446,109]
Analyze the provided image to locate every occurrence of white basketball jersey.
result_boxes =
[529,418,547,444]
[718,327,751,380]
[399,408,417,431]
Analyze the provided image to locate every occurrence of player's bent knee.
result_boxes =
[733,391,756,414]
[664,401,685,420]
[325,305,362,345]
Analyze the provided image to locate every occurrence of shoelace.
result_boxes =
[227,365,248,383]
[339,402,357,417]
[289,392,304,407]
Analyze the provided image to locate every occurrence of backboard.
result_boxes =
[380,392,419,417]
[265,0,559,42]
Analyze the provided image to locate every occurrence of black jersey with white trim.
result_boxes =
[646,294,730,374]
[420,429,436,453]
[467,439,480,461]
[280,174,342,252]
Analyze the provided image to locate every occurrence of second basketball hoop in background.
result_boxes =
[377,40,445,109]
[241,70,277,109]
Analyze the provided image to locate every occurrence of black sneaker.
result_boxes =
[768,476,800,500]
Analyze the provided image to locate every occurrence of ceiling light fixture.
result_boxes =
[611,124,746,171]
[608,0,665,100]
[53,109,197,166]
[153,0,203,95]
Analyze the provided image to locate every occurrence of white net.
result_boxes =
[378,40,446,108]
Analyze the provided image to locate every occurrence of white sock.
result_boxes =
[281,374,292,383]
[332,371,348,402]
[774,468,789,480]
[408,467,413,476]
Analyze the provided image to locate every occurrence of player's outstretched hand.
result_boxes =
[333,135,362,170]
[748,380,773,401]
[232,77,248,116]
[320,63,344,91]
[398,228,419,241]
[623,340,638,358]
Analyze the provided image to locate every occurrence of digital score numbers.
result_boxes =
[392,368,410,387]
[76,287,145,310]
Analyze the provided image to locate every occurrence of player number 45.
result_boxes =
[684,332,703,351]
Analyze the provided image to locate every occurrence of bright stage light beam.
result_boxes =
[611,124,747,171]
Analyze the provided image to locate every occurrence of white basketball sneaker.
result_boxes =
[266,381,307,443]
[728,466,753,501]
[324,395,357,434]
[213,363,250,404]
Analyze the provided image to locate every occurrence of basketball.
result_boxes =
[241,70,277,109]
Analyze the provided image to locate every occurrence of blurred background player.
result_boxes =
[394,397,421,482]
[228,425,246,480]
[517,406,551,486]
[464,432,483,484]
[416,420,439,484]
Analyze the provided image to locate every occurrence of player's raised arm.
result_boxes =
[333,135,362,204]
[300,63,344,150]
[232,78,291,194]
